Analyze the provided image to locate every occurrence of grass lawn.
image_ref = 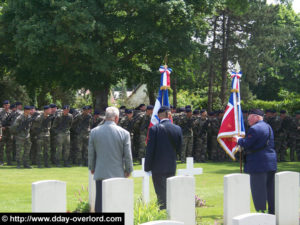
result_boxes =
[0,161,299,224]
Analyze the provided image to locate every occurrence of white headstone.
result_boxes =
[167,176,195,225]
[232,213,276,225]
[32,180,66,212]
[177,157,203,176]
[102,178,134,225]
[88,170,96,212]
[224,174,250,225]
[140,221,184,225]
[132,158,151,203]
[275,171,299,225]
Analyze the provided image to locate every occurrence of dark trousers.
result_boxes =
[152,172,175,210]
[249,171,275,214]
[95,180,103,213]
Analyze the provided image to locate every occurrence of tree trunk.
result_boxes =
[220,11,230,107]
[207,16,218,113]
[92,88,109,112]
[148,85,156,106]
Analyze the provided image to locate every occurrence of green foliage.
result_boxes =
[174,89,225,111]
[73,90,93,109]
[73,185,90,213]
[0,74,30,105]
[134,197,167,225]
[242,96,300,114]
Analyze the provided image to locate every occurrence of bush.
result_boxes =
[242,98,300,114]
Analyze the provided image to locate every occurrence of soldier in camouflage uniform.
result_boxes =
[132,104,146,161]
[10,103,24,162]
[69,108,80,164]
[193,109,209,162]
[10,106,33,168]
[72,106,93,166]
[119,109,135,158]
[180,108,194,163]
[31,106,52,168]
[170,105,177,114]
[137,105,153,162]
[207,111,219,162]
[172,107,185,126]
[29,106,40,164]
[52,105,73,167]
[49,104,59,164]
[0,100,13,165]
[294,111,300,161]
[192,109,200,160]
[92,110,104,129]
[119,106,126,120]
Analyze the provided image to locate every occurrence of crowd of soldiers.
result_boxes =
[0,100,299,169]
[0,100,103,168]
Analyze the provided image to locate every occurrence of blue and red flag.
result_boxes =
[146,65,171,143]
[217,67,245,160]
[159,65,172,90]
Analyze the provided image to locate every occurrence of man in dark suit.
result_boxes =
[144,106,183,210]
[235,109,277,214]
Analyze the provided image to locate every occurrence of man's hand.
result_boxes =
[124,172,131,178]
[91,170,94,175]
[0,136,2,141]
[233,135,242,143]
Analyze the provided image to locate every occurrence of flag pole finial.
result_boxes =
[164,52,168,67]
[235,61,241,72]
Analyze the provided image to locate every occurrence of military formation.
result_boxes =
[0,100,299,169]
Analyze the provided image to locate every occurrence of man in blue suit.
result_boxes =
[235,109,277,214]
[145,106,183,210]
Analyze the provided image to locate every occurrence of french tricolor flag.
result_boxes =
[217,68,245,160]
[159,65,172,89]
[146,66,171,143]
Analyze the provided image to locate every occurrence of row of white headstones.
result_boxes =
[31,157,299,225]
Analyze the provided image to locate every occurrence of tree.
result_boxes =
[0,0,206,110]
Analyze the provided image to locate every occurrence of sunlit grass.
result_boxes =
[0,161,299,224]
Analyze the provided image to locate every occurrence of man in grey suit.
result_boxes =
[88,106,133,212]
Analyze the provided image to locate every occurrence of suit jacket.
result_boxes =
[144,119,183,174]
[238,120,277,173]
[88,120,133,180]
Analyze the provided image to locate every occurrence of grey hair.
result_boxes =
[105,106,120,121]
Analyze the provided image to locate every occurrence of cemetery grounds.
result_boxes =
[0,161,299,224]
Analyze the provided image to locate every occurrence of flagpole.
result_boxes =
[239,150,242,173]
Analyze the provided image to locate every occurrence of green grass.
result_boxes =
[0,161,299,224]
